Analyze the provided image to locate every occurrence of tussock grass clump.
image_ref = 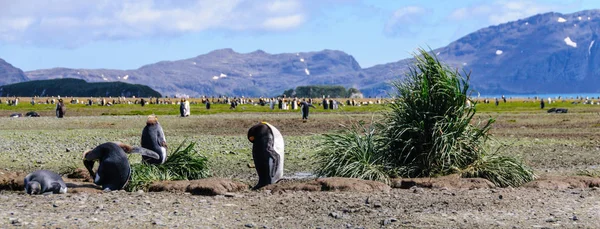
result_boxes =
[315,48,535,187]
[127,141,210,192]
[459,154,535,187]
[315,122,392,184]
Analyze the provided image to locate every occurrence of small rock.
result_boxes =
[545,218,558,223]
[152,219,165,226]
[373,203,382,208]
[244,223,255,228]
[137,190,144,194]
[410,186,424,193]
[328,212,342,219]
[9,218,21,226]
[53,203,59,208]
[247,163,255,168]
[571,215,578,221]
[380,218,394,226]
[224,193,242,198]
[498,195,503,200]
[66,148,70,152]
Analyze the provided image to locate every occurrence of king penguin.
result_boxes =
[24,170,67,195]
[83,142,159,191]
[141,115,168,164]
[247,122,285,190]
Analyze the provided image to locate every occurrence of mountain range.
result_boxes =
[3,9,600,97]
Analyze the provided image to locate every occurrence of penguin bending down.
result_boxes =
[24,170,67,195]
[83,142,159,191]
[247,122,285,190]
[141,115,168,164]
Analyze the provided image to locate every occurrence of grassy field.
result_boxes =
[0,98,599,184]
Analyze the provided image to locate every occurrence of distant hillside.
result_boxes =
[0,78,162,97]
[0,58,29,85]
[366,10,600,95]
[25,49,363,97]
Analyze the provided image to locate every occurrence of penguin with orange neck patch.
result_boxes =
[83,142,159,191]
[141,115,168,164]
[247,122,285,190]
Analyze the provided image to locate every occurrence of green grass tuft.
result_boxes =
[315,121,392,184]
[127,141,210,192]
[459,154,536,187]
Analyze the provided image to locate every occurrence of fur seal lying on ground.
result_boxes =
[247,122,285,190]
[24,170,67,195]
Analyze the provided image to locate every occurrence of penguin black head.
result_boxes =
[247,122,270,143]
[27,181,42,194]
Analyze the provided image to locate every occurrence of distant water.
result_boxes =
[477,93,600,99]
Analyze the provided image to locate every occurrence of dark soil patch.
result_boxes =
[391,174,496,189]
[149,178,249,195]
[0,171,25,191]
[266,177,391,193]
[64,180,104,194]
[66,168,92,182]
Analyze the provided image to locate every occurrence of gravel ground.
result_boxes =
[1,186,599,228]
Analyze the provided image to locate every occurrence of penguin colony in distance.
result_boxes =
[247,122,285,190]
[24,170,67,195]
[83,142,159,191]
[141,115,168,164]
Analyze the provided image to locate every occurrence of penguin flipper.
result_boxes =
[129,147,160,159]
[269,150,280,179]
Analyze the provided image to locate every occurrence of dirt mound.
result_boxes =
[523,176,600,189]
[149,178,248,196]
[267,177,391,193]
[391,174,496,189]
[64,181,103,194]
[0,171,25,191]
[66,168,92,182]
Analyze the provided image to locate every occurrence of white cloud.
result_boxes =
[384,6,428,36]
[262,14,305,30]
[0,0,307,46]
[448,0,568,25]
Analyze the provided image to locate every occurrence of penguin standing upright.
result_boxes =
[55,99,66,118]
[83,142,159,191]
[184,99,190,116]
[179,99,186,117]
[24,170,67,195]
[247,122,285,190]
[299,100,316,122]
[141,115,168,164]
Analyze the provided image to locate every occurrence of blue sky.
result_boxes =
[0,0,598,71]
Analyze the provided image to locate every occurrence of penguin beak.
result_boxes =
[248,136,254,142]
